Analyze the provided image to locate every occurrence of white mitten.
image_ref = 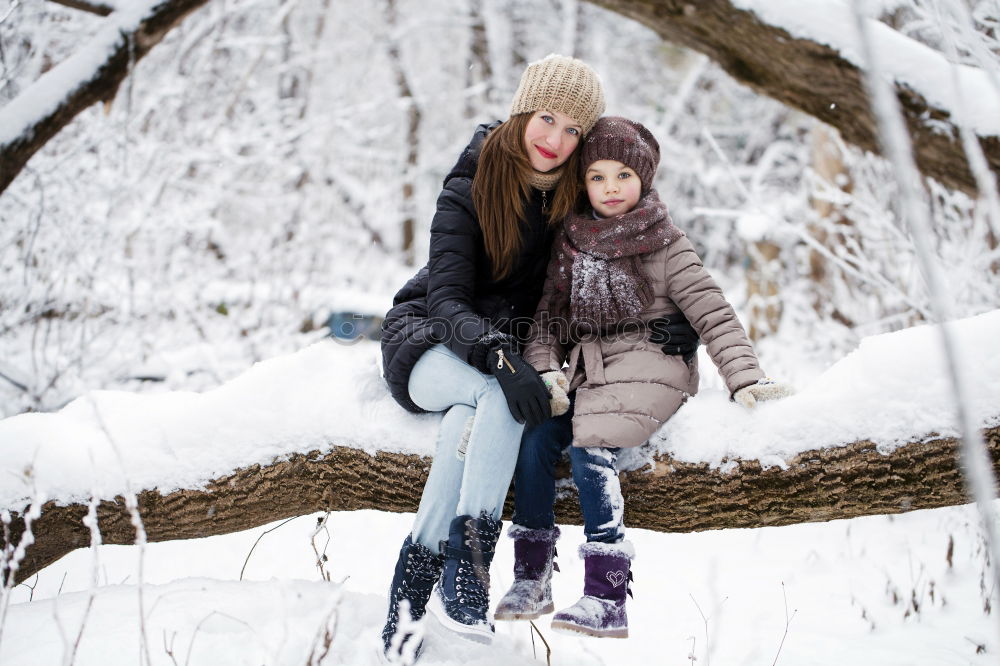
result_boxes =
[733,377,794,409]
[541,370,570,417]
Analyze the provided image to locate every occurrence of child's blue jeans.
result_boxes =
[407,344,525,552]
[512,398,625,544]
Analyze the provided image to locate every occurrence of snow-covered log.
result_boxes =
[6,425,1000,585]
[0,0,210,193]
[2,310,998,588]
[590,0,1000,195]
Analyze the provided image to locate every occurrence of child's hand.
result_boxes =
[541,371,570,417]
[733,378,794,409]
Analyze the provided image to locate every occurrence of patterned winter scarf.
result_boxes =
[549,189,684,330]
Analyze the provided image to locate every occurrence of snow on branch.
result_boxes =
[590,0,1000,195]
[0,0,210,194]
[5,0,998,196]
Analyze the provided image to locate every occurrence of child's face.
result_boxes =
[585,159,642,217]
[523,110,583,172]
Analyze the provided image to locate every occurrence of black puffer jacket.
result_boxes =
[381,123,556,412]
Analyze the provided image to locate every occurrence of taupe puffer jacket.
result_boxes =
[524,235,764,449]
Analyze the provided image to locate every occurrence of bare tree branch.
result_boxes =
[48,0,115,17]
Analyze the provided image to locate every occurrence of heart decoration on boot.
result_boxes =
[550,541,635,639]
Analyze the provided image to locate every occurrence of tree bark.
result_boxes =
[383,0,421,266]
[589,0,998,196]
[465,0,494,120]
[0,0,211,194]
[6,425,998,585]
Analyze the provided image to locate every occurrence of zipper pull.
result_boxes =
[541,190,549,212]
[496,349,516,373]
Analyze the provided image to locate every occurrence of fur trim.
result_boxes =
[507,524,561,543]
[579,540,635,560]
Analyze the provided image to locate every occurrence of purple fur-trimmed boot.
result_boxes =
[550,541,634,639]
[494,525,560,621]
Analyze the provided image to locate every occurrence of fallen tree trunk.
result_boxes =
[591,0,999,196]
[7,425,999,585]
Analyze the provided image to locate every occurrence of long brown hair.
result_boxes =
[472,113,583,280]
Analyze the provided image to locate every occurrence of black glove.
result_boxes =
[489,345,552,427]
[470,331,516,373]
[648,314,700,359]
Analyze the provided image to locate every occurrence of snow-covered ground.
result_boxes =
[2,506,995,665]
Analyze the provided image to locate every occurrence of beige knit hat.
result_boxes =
[509,54,605,135]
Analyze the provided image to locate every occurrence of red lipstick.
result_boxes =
[535,145,557,159]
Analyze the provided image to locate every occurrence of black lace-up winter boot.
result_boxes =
[426,513,503,643]
[381,535,445,662]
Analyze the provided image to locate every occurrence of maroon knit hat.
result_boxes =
[580,116,660,194]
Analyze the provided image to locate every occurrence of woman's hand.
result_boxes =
[733,378,794,409]
[490,347,553,426]
[648,314,699,360]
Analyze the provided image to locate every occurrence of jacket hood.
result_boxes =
[445,121,501,185]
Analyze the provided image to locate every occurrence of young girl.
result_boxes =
[378,55,606,659]
[494,117,792,638]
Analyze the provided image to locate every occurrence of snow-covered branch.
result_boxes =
[0,0,210,194]
[590,0,1000,195]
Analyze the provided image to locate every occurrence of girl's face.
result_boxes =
[585,159,642,217]
[522,110,582,172]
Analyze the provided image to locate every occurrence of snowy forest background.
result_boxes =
[2,0,1000,664]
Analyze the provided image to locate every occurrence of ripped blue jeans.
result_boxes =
[407,344,525,552]
[511,398,625,543]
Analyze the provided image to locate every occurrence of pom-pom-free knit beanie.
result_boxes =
[509,54,605,135]
[581,116,661,193]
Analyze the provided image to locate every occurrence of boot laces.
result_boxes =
[455,560,489,609]
[453,516,499,610]
[387,548,443,631]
